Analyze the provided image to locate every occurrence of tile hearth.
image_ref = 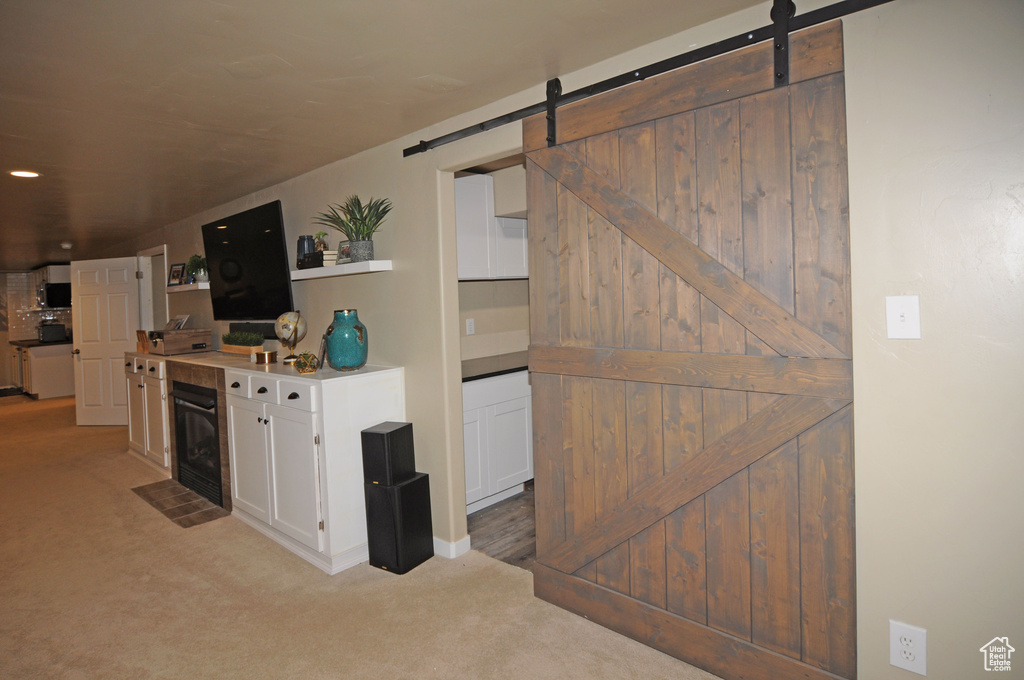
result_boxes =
[132,479,229,528]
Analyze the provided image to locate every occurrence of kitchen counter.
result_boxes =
[462,350,529,382]
[136,350,399,383]
[10,339,73,348]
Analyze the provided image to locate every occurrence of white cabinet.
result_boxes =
[125,353,170,473]
[10,346,23,389]
[21,344,75,399]
[227,395,271,522]
[143,374,169,467]
[127,370,146,452]
[227,386,322,552]
[267,403,321,550]
[463,370,533,513]
[455,174,528,280]
[221,364,406,574]
[42,265,71,284]
[21,350,32,395]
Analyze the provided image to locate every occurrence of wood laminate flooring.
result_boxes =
[467,481,536,572]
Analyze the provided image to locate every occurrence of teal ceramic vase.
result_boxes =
[325,309,367,371]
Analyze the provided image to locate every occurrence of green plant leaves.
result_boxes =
[312,195,392,241]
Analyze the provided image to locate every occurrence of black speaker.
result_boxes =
[364,473,434,574]
[361,421,416,485]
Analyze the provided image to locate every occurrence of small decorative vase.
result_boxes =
[297,235,315,265]
[349,240,374,262]
[325,309,368,371]
[195,269,209,283]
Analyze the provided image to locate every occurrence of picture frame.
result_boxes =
[337,241,351,264]
[317,333,327,371]
[164,314,189,331]
[167,263,185,286]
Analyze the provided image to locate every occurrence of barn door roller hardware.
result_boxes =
[773,0,796,87]
[403,0,897,157]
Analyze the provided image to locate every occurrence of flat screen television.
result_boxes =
[201,200,294,321]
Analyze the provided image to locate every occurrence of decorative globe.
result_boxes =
[274,311,307,347]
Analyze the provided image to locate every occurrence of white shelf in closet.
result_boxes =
[290,260,392,281]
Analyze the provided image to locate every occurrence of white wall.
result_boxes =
[110,0,1023,675]
[843,1,1024,677]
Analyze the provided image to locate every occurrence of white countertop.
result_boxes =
[126,351,399,383]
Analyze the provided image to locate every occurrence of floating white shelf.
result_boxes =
[290,260,392,281]
[166,282,210,294]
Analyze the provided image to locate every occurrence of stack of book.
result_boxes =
[322,250,338,266]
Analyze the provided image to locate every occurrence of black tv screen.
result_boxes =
[201,200,294,321]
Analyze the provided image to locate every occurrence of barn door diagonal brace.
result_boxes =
[772,0,796,86]
[402,0,898,157]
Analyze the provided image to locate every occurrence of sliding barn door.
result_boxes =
[524,21,854,680]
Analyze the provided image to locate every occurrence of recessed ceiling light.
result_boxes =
[60,241,73,250]
[10,170,40,178]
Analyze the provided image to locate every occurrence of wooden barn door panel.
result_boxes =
[526,20,854,680]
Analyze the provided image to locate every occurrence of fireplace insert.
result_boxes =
[170,382,222,507]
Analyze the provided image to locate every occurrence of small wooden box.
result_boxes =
[149,329,212,356]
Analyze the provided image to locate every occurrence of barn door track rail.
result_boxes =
[402,0,895,157]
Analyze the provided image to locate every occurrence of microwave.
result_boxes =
[45,282,72,308]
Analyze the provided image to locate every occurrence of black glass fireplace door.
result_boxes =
[170,382,223,507]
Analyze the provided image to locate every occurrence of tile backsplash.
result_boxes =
[5,272,73,341]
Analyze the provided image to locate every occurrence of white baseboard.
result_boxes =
[433,534,471,559]
[466,483,525,515]
[232,508,369,575]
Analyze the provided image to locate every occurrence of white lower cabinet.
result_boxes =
[463,370,533,513]
[125,353,170,473]
[143,375,169,468]
[222,364,406,574]
[226,396,271,522]
[227,393,321,551]
[127,370,146,452]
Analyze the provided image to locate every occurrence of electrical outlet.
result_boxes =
[890,620,927,675]
[465,318,475,336]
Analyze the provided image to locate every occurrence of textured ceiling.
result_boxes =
[0,0,763,271]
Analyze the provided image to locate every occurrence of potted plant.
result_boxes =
[312,195,393,262]
[221,330,265,356]
[186,254,208,283]
[313,231,329,252]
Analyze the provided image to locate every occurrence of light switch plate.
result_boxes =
[465,318,475,336]
[886,295,921,339]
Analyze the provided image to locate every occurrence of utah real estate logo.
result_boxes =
[980,637,1014,672]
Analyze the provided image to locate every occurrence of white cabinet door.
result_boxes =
[494,217,528,278]
[266,403,321,551]
[126,372,145,452]
[488,395,533,491]
[463,407,489,505]
[227,395,272,523]
[143,375,169,468]
[455,174,498,280]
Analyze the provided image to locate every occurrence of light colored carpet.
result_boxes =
[0,395,722,680]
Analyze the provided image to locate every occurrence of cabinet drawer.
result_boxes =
[251,376,278,404]
[277,380,317,412]
[133,357,147,373]
[144,358,165,379]
[224,370,250,398]
[124,355,137,374]
[463,370,530,411]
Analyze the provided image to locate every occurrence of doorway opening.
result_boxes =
[137,245,169,332]
[454,154,536,571]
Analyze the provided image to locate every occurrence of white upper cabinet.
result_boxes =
[455,174,528,280]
